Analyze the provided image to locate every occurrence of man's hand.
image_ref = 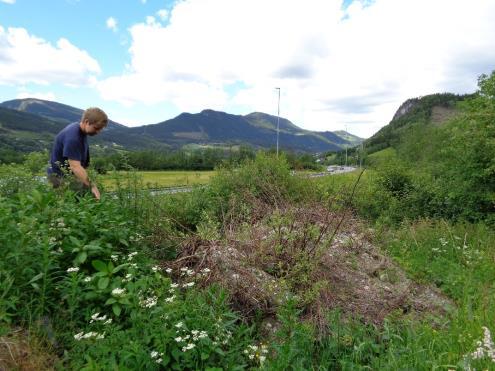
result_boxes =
[91,184,101,200]
[68,159,101,200]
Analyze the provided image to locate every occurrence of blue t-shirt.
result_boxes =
[48,122,89,177]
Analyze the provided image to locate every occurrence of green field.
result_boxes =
[100,170,216,189]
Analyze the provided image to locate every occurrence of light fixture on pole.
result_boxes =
[275,87,281,157]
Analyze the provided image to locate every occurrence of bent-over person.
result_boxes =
[47,107,108,200]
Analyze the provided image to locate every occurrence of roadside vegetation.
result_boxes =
[1,72,494,370]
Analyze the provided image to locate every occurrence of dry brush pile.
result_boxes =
[151,178,454,337]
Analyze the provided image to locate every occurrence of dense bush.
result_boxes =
[0,176,259,369]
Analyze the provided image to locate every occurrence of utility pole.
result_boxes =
[275,87,281,158]
[345,125,348,167]
[360,142,364,168]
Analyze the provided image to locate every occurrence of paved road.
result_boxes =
[305,166,357,178]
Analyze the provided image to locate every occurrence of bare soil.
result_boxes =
[0,328,56,371]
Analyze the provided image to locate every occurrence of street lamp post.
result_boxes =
[345,125,348,167]
[275,87,281,157]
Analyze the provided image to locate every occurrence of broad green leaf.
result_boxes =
[119,298,130,305]
[112,264,127,274]
[92,260,108,273]
[108,261,115,273]
[105,297,117,305]
[75,251,87,264]
[69,236,81,247]
[112,304,121,316]
[98,277,109,290]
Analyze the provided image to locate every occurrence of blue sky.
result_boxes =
[1,0,494,138]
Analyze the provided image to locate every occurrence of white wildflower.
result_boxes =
[152,265,160,272]
[75,331,105,340]
[111,254,119,261]
[89,313,109,323]
[150,351,159,358]
[465,326,495,364]
[91,313,101,320]
[175,336,183,342]
[83,276,93,282]
[170,283,179,288]
[175,322,184,328]
[67,267,79,273]
[165,295,175,303]
[182,282,195,288]
[140,296,158,308]
[182,343,196,352]
[74,332,84,341]
[127,251,138,261]
[155,358,162,364]
[111,288,126,297]
[165,268,172,274]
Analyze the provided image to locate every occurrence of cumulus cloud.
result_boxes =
[0,25,100,87]
[106,17,118,32]
[98,0,495,137]
[0,0,16,4]
[156,9,169,21]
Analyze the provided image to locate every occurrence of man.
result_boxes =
[47,107,108,200]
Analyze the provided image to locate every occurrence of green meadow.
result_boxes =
[100,170,216,190]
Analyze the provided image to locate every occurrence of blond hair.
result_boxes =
[82,107,108,128]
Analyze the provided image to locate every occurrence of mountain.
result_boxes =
[0,98,363,157]
[364,93,472,154]
[331,131,363,147]
[0,99,167,151]
[129,109,358,152]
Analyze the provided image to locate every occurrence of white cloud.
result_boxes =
[156,9,169,21]
[98,0,495,137]
[0,25,100,87]
[106,17,118,32]
[16,91,57,101]
[0,0,16,4]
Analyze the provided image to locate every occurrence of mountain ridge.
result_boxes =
[0,98,363,155]
[363,93,472,154]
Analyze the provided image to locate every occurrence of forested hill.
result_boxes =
[0,99,362,156]
[364,93,473,154]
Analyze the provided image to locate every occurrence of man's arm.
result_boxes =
[68,159,100,200]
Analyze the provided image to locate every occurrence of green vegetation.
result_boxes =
[1,72,494,370]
